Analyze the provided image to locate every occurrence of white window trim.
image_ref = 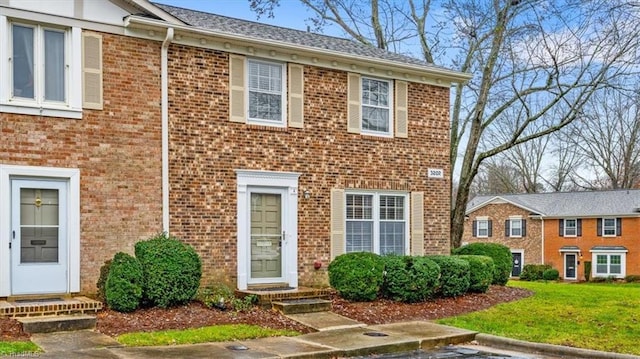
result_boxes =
[0,164,80,296]
[509,218,523,238]
[591,251,626,278]
[564,218,577,237]
[344,190,409,255]
[0,16,82,119]
[246,58,287,127]
[476,218,489,238]
[602,217,617,237]
[361,76,394,138]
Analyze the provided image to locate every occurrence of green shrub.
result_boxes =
[198,283,235,310]
[427,255,470,297]
[96,259,112,303]
[453,243,511,285]
[381,255,440,302]
[542,268,560,281]
[584,261,592,282]
[520,264,552,281]
[135,233,202,308]
[456,255,494,293]
[328,252,384,301]
[105,252,143,312]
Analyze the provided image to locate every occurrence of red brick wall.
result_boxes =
[1,32,163,293]
[462,203,543,269]
[544,217,640,280]
[166,45,452,286]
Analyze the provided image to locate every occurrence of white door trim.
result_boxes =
[510,249,524,277]
[0,164,80,296]
[564,253,578,280]
[235,170,300,290]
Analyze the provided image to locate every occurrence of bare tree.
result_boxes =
[249,0,640,247]
[566,87,640,189]
[471,160,523,195]
[541,133,583,192]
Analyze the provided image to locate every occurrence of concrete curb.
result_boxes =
[476,333,640,359]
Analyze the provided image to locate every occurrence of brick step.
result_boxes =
[272,298,333,314]
[18,314,96,334]
[236,287,333,307]
[0,296,103,318]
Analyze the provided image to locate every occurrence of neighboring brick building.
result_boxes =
[464,191,640,280]
[0,0,468,297]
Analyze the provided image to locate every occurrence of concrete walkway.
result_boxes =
[10,319,640,359]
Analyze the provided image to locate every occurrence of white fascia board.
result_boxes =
[123,15,472,86]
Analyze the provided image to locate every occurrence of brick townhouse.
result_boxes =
[464,190,640,280]
[0,0,469,297]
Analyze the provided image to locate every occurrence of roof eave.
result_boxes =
[124,15,472,85]
[465,196,544,216]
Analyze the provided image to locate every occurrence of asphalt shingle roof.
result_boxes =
[153,3,447,70]
[467,190,640,217]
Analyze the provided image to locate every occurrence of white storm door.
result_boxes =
[11,179,68,295]
[248,187,286,284]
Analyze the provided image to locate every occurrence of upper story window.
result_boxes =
[12,23,66,104]
[473,218,492,238]
[598,218,621,237]
[361,77,392,136]
[506,218,526,237]
[559,218,581,237]
[247,59,285,126]
[345,192,408,255]
[564,219,577,236]
[1,16,94,118]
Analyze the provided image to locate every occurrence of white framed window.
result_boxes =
[247,58,286,126]
[345,192,408,255]
[474,218,491,238]
[602,218,617,236]
[509,218,522,237]
[594,253,625,278]
[564,219,577,237]
[361,76,393,136]
[1,17,82,118]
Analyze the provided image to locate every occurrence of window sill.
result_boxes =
[1,103,82,119]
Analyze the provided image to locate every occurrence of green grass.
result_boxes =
[0,341,40,355]
[116,324,300,346]
[438,281,640,355]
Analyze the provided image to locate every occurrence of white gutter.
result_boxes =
[541,218,545,264]
[124,16,472,84]
[162,27,174,234]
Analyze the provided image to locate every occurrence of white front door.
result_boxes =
[249,187,286,284]
[11,179,68,295]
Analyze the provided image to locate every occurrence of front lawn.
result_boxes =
[438,281,640,355]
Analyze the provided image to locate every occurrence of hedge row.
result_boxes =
[328,244,511,302]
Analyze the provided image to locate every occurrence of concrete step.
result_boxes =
[18,314,96,334]
[272,298,332,314]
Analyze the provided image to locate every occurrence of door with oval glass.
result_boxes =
[11,179,68,295]
[249,188,286,283]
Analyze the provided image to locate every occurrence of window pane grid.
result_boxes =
[565,219,577,236]
[346,193,406,255]
[477,220,488,237]
[361,77,390,134]
[603,218,616,236]
[248,60,283,122]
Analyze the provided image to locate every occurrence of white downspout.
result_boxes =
[162,28,174,234]
[541,218,545,264]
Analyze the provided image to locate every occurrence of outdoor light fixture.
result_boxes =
[303,189,311,199]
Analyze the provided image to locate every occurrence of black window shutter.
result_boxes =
[559,219,564,237]
[577,219,582,237]
[505,220,510,237]
[472,220,477,237]
[522,219,527,237]
[488,220,493,237]
[597,218,602,236]
[617,218,622,236]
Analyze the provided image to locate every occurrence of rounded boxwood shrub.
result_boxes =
[135,233,202,308]
[382,255,440,302]
[455,255,493,293]
[542,268,560,281]
[95,259,113,303]
[520,264,552,281]
[427,255,470,297]
[328,252,384,301]
[453,243,511,285]
[105,252,143,312]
